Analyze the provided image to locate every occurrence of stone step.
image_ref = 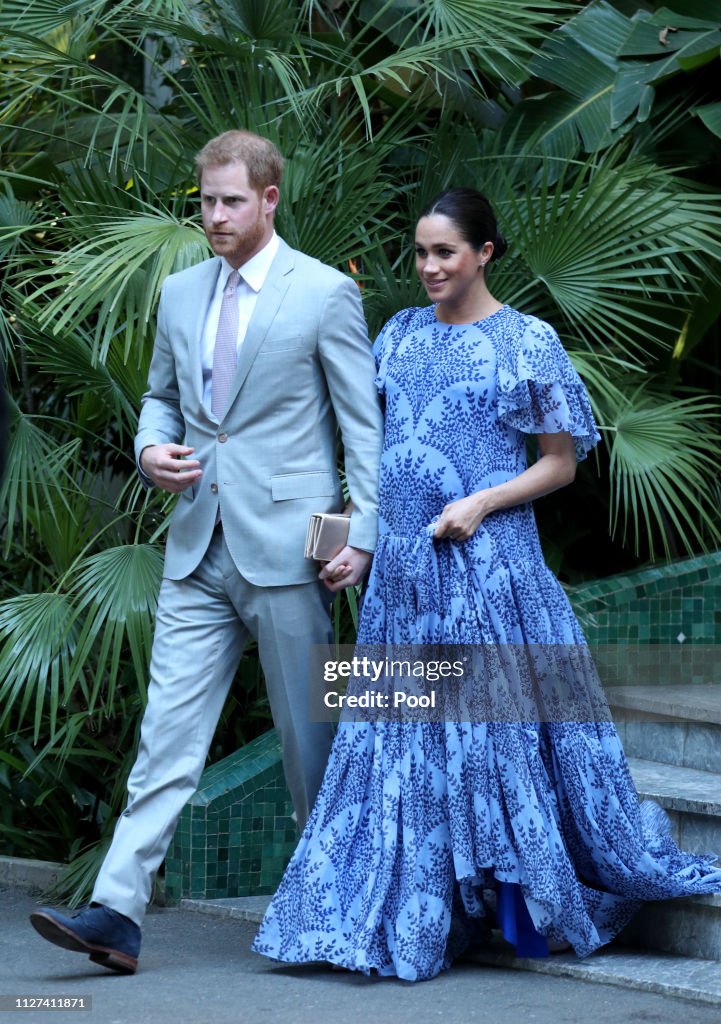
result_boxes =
[626,753,721,856]
[465,944,721,1006]
[620,893,721,962]
[602,757,721,963]
[608,685,721,774]
[607,684,721,726]
[183,895,721,1005]
[628,757,721,859]
[629,758,721,819]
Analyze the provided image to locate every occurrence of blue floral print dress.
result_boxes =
[253,305,721,981]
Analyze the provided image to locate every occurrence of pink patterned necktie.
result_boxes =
[211,269,240,420]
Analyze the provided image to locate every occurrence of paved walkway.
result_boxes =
[3,887,721,1024]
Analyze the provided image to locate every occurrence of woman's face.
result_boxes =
[415,214,492,308]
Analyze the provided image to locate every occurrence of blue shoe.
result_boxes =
[29,904,141,973]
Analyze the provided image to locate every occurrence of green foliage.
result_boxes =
[508,0,721,156]
[1,0,720,898]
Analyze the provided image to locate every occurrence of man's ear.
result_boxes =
[263,186,280,215]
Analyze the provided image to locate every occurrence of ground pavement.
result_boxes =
[3,886,721,1024]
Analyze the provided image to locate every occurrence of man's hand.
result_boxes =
[140,444,202,494]
[318,545,372,593]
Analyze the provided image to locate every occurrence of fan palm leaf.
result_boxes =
[491,150,721,357]
[64,543,164,711]
[605,392,721,558]
[0,403,81,554]
[26,212,207,364]
[0,32,156,169]
[18,304,144,433]
[0,592,77,741]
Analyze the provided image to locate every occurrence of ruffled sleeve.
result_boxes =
[496,312,601,461]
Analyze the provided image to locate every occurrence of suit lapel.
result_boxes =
[223,241,295,412]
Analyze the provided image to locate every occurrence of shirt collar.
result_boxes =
[219,232,279,294]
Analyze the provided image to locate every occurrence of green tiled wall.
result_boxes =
[164,728,296,903]
[567,551,721,644]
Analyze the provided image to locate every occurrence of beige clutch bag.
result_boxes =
[304,513,351,562]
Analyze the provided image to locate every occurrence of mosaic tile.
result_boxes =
[568,551,721,645]
[165,728,296,903]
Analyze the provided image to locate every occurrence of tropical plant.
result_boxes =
[1,0,720,898]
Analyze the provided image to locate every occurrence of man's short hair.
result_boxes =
[195,131,284,192]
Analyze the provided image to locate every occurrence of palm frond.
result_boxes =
[416,0,573,84]
[0,592,77,741]
[1,31,152,163]
[30,488,104,581]
[65,543,164,711]
[361,240,424,337]
[276,119,400,264]
[0,191,42,257]
[23,710,129,778]
[18,303,143,435]
[0,0,102,37]
[606,392,721,559]
[492,150,721,357]
[43,836,112,908]
[25,213,207,364]
[0,403,82,555]
[564,350,644,418]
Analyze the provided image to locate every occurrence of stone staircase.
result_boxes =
[607,682,721,962]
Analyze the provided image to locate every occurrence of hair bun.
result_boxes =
[492,233,507,261]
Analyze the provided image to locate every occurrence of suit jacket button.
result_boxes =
[210,483,218,494]
[218,432,228,443]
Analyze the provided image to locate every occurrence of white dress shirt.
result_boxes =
[201,232,280,409]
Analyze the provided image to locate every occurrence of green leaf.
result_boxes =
[0,403,82,556]
[695,101,721,139]
[19,304,142,434]
[522,1,721,152]
[66,544,164,711]
[492,151,721,357]
[26,213,208,364]
[0,592,77,741]
[0,191,41,257]
[657,0,721,17]
[43,836,113,908]
[606,392,721,559]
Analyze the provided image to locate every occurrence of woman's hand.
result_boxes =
[433,492,494,541]
[432,432,578,542]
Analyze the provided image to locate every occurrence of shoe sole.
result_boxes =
[29,912,138,974]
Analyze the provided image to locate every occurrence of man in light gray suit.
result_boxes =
[30,130,383,973]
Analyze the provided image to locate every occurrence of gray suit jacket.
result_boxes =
[135,239,383,585]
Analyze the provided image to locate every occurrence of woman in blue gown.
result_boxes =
[252,188,721,981]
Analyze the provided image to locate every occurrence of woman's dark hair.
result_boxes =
[419,188,507,261]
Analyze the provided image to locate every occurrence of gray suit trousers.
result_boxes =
[92,527,335,925]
